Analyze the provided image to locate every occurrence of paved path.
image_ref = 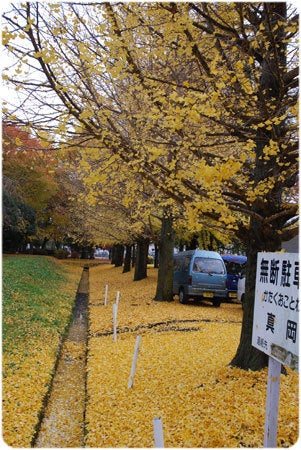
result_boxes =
[33,267,89,448]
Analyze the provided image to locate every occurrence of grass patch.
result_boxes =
[3,256,76,353]
[2,255,83,447]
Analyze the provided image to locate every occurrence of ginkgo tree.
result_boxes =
[2,2,298,370]
[73,137,180,286]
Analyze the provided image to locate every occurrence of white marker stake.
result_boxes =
[116,291,120,305]
[264,356,281,447]
[153,418,164,448]
[104,284,108,306]
[113,303,118,342]
[128,335,141,388]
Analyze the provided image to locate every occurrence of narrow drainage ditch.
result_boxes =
[32,266,89,448]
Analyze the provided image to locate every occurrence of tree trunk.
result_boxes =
[131,245,136,267]
[230,233,268,370]
[231,219,283,370]
[153,244,159,268]
[134,238,149,281]
[186,234,198,250]
[231,3,288,371]
[123,244,132,273]
[154,212,174,301]
[111,244,124,267]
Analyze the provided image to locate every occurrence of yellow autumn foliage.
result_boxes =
[86,265,298,448]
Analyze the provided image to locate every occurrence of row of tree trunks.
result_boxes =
[111,238,150,281]
[111,211,174,290]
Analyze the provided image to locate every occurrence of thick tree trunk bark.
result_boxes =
[123,244,132,273]
[111,244,124,267]
[154,212,174,301]
[230,3,289,371]
[153,244,159,268]
[230,234,268,370]
[231,221,282,370]
[131,245,136,267]
[134,238,149,281]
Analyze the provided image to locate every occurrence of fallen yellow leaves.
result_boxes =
[86,265,298,448]
[34,340,86,448]
[33,265,89,448]
[3,261,298,448]
[2,257,82,448]
[2,346,56,447]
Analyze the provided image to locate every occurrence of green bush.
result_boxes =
[147,255,154,264]
[55,249,69,259]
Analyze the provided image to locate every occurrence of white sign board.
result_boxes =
[252,252,299,372]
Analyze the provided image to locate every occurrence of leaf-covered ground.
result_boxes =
[2,259,298,447]
[2,256,83,447]
[33,268,89,448]
[86,264,298,448]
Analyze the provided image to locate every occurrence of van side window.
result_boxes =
[183,257,191,271]
[174,257,183,271]
[174,255,191,271]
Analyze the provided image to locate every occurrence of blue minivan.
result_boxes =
[173,250,227,307]
[221,254,247,300]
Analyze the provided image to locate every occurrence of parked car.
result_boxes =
[222,255,247,301]
[94,249,110,259]
[173,249,227,307]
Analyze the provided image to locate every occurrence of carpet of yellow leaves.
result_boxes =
[34,341,86,447]
[86,265,298,448]
[33,267,89,448]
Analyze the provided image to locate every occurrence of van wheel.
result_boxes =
[179,289,187,304]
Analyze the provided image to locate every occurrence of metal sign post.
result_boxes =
[264,356,281,447]
[113,302,118,342]
[128,335,141,388]
[153,417,164,447]
[104,284,108,305]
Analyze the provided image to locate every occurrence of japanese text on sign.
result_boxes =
[252,253,299,372]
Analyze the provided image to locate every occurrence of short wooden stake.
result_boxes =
[153,417,164,447]
[113,302,118,342]
[104,284,108,306]
[264,356,281,447]
[128,335,141,388]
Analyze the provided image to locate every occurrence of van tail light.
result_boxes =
[188,275,192,285]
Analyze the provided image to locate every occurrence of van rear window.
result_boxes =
[224,261,246,275]
[192,257,225,274]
